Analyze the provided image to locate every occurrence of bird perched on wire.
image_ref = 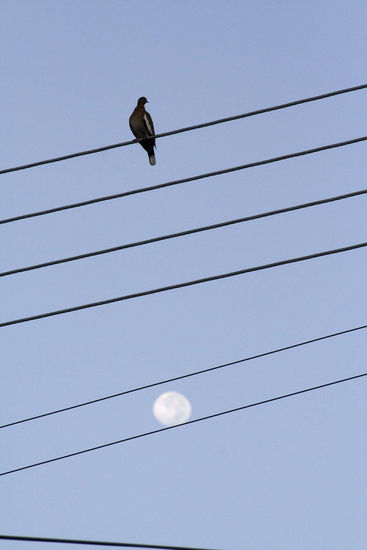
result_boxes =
[129,97,156,165]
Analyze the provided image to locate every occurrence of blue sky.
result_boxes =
[1,2,366,549]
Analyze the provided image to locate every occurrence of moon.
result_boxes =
[153,391,192,426]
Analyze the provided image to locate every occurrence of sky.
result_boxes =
[1,1,366,549]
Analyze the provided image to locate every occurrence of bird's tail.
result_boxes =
[149,153,156,166]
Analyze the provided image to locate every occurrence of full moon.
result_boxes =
[153,391,192,426]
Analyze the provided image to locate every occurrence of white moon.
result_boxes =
[153,391,192,426]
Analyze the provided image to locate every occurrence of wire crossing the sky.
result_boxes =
[1,135,366,225]
[0,242,365,328]
[1,83,366,176]
[2,189,365,278]
[1,324,365,429]
[0,534,219,550]
[1,373,365,477]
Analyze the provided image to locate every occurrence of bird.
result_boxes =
[129,97,156,165]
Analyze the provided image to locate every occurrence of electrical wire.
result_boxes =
[1,135,366,225]
[1,324,365,430]
[1,83,366,176]
[0,242,365,328]
[0,534,219,550]
[2,189,366,278]
[1,373,365,477]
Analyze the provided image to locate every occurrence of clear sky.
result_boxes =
[1,2,366,549]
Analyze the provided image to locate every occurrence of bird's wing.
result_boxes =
[143,112,155,137]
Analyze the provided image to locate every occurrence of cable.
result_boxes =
[1,135,366,225]
[0,534,219,550]
[2,189,366,278]
[1,324,365,430]
[0,242,365,329]
[1,83,366,176]
[1,373,365,477]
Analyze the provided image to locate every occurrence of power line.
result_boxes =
[1,324,365,430]
[1,83,366,176]
[1,242,365,328]
[2,189,365,278]
[1,372,365,477]
[0,534,219,550]
[1,135,366,225]
[0,242,365,329]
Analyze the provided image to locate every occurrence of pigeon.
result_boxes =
[129,97,156,165]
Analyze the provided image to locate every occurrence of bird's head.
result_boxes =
[137,97,148,105]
